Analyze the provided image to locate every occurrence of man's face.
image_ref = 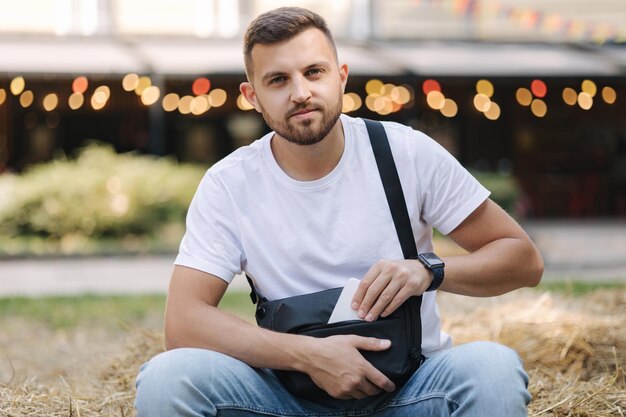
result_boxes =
[241,28,348,146]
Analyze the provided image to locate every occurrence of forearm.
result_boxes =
[165,300,312,372]
[440,236,543,297]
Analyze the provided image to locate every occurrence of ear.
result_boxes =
[239,82,262,113]
[339,64,349,93]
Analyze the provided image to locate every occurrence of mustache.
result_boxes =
[287,102,321,117]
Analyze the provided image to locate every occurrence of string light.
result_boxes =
[473,93,491,112]
[10,76,25,96]
[602,86,617,104]
[530,80,547,98]
[141,86,161,106]
[19,90,34,108]
[237,94,255,111]
[531,99,547,117]
[440,98,458,118]
[72,76,89,94]
[68,92,84,110]
[208,88,227,107]
[122,74,139,92]
[422,79,441,95]
[562,88,577,106]
[365,79,384,95]
[516,88,533,106]
[578,92,593,110]
[43,93,59,111]
[476,80,494,97]
[162,93,180,112]
[581,79,597,97]
[484,102,501,120]
[426,91,445,110]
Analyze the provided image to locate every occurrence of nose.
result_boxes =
[290,75,311,103]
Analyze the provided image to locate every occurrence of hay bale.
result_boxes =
[442,290,626,416]
[2,290,624,416]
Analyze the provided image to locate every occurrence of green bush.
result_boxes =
[469,170,521,214]
[0,144,206,255]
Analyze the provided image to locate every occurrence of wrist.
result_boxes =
[417,252,445,292]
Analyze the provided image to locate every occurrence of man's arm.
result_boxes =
[352,199,544,320]
[164,265,396,399]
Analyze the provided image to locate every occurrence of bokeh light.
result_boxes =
[162,93,180,112]
[237,94,255,111]
[581,79,597,97]
[141,86,161,105]
[601,86,616,104]
[473,94,491,112]
[191,95,210,115]
[19,90,34,108]
[440,98,458,118]
[91,86,110,110]
[484,102,501,120]
[122,73,139,92]
[531,99,547,117]
[10,76,26,96]
[530,79,547,98]
[426,91,445,110]
[43,93,59,111]
[68,92,84,109]
[192,77,211,96]
[476,79,494,97]
[578,92,593,110]
[72,76,89,94]
[135,76,152,96]
[422,79,441,95]
[208,88,227,107]
[365,79,384,95]
[562,87,577,105]
[0,89,6,106]
[178,95,193,114]
[390,86,411,104]
[516,88,533,106]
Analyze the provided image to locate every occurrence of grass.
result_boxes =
[0,291,256,329]
[0,282,623,330]
[536,280,626,296]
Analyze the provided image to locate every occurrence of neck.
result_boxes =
[270,120,345,181]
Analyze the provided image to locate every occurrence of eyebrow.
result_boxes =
[260,61,331,84]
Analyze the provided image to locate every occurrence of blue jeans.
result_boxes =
[135,341,530,416]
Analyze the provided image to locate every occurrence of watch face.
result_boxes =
[420,252,445,267]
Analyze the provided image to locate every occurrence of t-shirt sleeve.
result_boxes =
[414,132,491,235]
[174,172,243,283]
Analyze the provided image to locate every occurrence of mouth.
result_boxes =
[289,108,319,118]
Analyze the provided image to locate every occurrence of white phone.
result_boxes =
[328,278,366,324]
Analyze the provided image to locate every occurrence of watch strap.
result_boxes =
[425,266,444,291]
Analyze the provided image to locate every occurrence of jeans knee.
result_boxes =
[456,341,530,402]
[135,348,226,416]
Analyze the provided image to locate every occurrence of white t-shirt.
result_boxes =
[175,114,490,355]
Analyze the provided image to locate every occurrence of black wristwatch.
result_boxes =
[417,252,445,291]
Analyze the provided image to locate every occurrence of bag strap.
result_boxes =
[247,119,418,304]
[363,119,419,260]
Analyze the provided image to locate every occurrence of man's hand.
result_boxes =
[302,335,396,399]
[351,259,432,322]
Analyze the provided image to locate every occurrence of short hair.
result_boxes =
[243,7,338,79]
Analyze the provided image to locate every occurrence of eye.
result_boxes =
[268,76,286,85]
[306,68,324,77]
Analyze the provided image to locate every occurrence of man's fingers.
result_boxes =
[357,273,392,320]
[352,263,381,309]
[351,336,392,351]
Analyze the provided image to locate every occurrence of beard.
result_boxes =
[257,92,343,146]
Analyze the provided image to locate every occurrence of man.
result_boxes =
[136,6,543,416]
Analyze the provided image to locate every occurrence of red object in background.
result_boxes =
[72,76,88,94]
[422,79,441,95]
[192,77,211,95]
[531,79,547,98]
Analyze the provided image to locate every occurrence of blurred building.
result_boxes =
[0,0,625,217]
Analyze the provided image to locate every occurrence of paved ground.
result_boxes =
[1,220,624,297]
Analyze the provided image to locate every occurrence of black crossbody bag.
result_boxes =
[246,119,424,401]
